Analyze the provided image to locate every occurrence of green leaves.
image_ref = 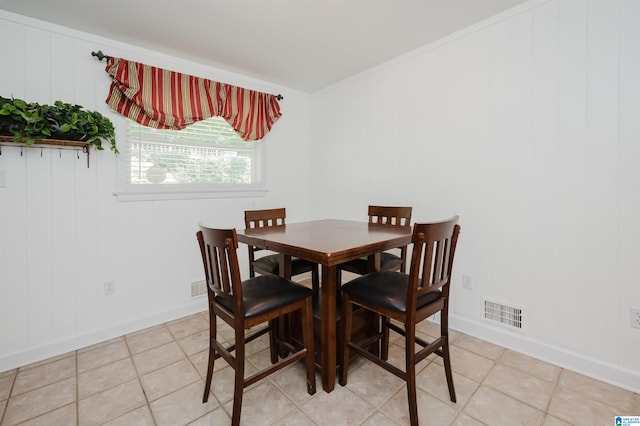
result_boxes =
[0,96,118,153]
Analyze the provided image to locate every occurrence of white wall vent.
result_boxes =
[191,280,207,298]
[483,298,523,331]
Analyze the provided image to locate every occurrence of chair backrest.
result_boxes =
[197,226,243,312]
[368,206,413,272]
[368,206,412,227]
[245,208,287,229]
[244,208,287,269]
[407,216,461,307]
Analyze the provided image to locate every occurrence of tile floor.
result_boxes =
[1,308,638,425]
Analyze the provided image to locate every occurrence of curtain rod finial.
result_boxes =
[276,94,283,101]
[91,50,111,62]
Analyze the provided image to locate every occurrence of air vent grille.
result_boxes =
[191,280,207,298]
[483,298,523,330]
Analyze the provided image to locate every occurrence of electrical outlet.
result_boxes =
[104,281,115,296]
[462,274,472,289]
[631,307,640,329]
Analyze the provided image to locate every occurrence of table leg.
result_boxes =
[366,252,381,272]
[320,264,337,392]
[278,253,293,278]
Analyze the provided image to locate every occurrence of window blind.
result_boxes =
[126,117,261,185]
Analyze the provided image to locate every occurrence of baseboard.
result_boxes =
[449,314,640,394]
[0,298,208,373]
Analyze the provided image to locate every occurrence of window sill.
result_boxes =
[113,188,268,202]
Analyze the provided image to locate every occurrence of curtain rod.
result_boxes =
[91,50,284,101]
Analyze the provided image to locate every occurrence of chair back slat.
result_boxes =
[197,227,242,308]
[408,217,460,303]
[433,239,445,284]
[368,205,412,227]
[245,208,287,229]
[419,238,434,289]
[217,238,233,294]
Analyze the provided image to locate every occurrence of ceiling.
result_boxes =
[0,0,527,93]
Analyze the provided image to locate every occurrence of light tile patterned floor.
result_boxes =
[1,312,638,425]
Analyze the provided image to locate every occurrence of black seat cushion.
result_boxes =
[340,252,403,274]
[216,275,313,319]
[253,254,315,275]
[341,271,441,314]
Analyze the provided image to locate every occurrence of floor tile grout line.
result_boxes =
[474,349,550,415]
[173,322,232,415]
[14,352,76,373]
[164,318,238,423]
[3,366,79,425]
[75,349,79,426]
[4,381,76,425]
[362,409,404,426]
[123,326,158,426]
[8,355,77,398]
[548,368,632,424]
[449,347,558,422]
[4,310,639,426]
[451,355,494,424]
[543,362,563,418]
[83,340,129,368]
[124,331,162,425]
[101,386,155,426]
[267,396,313,426]
[488,349,557,416]
[75,359,137,402]
[0,371,17,425]
[498,348,563,385]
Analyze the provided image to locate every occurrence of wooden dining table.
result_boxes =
[236,219,412,392]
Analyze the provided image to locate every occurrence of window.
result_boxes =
[116,117,265,201]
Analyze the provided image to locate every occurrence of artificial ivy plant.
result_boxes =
[0,96,118,153]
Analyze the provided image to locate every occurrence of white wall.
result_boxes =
[310,0,640,392]
[2,0,639,394]
[0,11,314,371]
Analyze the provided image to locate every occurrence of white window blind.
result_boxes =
[115,116,265,201]
[126,117,262,186]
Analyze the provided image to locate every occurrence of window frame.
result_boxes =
[113,117,268,202]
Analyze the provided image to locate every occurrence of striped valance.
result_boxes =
[104,57,282,141]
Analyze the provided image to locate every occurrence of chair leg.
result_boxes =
[202,347,215,403]
[248,257,256,278]
[441,308,456,402]
[231,330,246,426]
[339,294,353,386]
[381,316,390,361]
[405,331,418,426]
[268,319,279,363]
[202,310,216,403]
[442,338,456,403]
[311,266,320,292]
[301,298,317,395]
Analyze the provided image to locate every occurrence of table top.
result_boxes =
[237,219,412,266]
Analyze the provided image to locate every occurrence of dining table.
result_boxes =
[236,219,412,392]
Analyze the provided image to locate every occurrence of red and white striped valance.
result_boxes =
[104,57,282,141]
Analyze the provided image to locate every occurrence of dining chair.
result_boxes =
[245,208,320,291]
[197,225,316,426]
[339,216,461,426]
[337,205,412,283]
